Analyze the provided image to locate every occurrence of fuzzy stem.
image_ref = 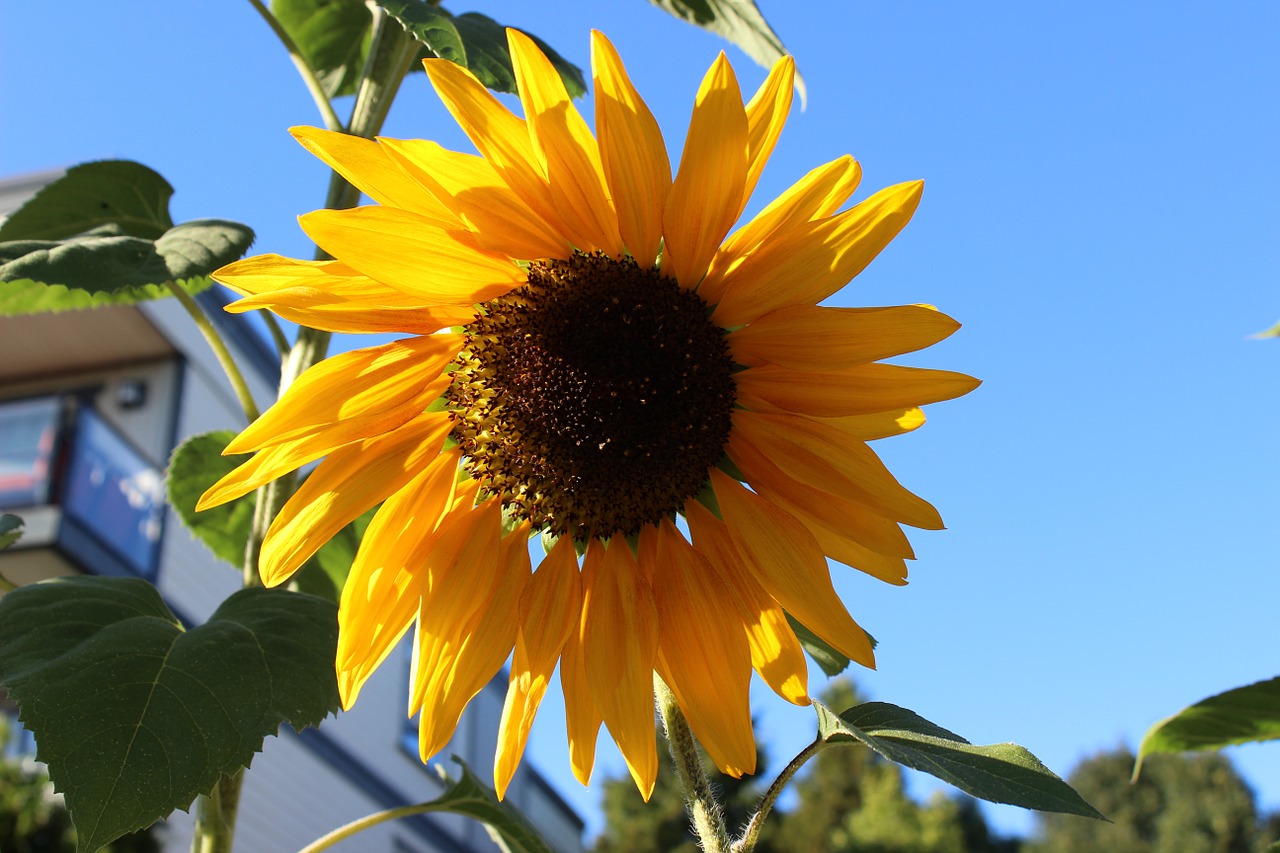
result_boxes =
[732,738,826,853]
[191,771,245,853]
[655,675,730,853]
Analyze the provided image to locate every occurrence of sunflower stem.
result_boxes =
[246,0,343,132]
[165,281,260,424]
[655,675,730,853]
[732,738,825,853]
[296,802,440,853]
[190,770,245,853]
[260,310,292,358]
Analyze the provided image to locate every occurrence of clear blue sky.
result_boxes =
[5,0,1279,841]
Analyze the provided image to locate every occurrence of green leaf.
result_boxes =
[0,220,252,294]
[0,276,213,316]
[0,577,339,853]
[416,758,556,853]
[787,613,850,677]
[785,613,877,678]
[0,161,253,316]
[0,513,23,550]
[166,430,367,603]
[167,431,253,568]
[814,700,1105,819]
[377,0,465,64]
[274,0,585,99]
[273,0,374,98]
[447,12,586,99]
[1135,677,1280,777]
[0,161,173,242]
[1253,319,1280,338]
[645,0,805,106]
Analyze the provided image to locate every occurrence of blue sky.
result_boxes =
[6,0,1279,841]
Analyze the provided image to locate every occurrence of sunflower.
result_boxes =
[198,29,978,800]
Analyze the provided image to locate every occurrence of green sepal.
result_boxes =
[645,0,805,105]
[785,614,877,678]
[0,577,340,853]
[1135,676,1280,778]
[814,700,1105,819]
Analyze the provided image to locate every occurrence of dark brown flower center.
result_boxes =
[445,251,736,542]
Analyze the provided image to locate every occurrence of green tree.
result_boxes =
[591,679,1015,853]
[1028,746,1261,853]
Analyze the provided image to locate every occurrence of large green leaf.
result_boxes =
[646,0,805,105]
[417,758,556,853]
[0,161,172,242]
[0,513,23,550]
[0,220,252,294]
[273,0,374,98]
[1135,677,1280,776]
[0,577,339,853]
[444,11,586,98]
[0,161,252,316]
[275,0,584,99]
[166,430,368,602]
[0,276,213,315]
[814,700,1104,819]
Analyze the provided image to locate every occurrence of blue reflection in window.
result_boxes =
[0,396,59,508]
[61,409,164,576]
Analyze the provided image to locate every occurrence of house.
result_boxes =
[0,170,584,853]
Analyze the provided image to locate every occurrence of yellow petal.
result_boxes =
[495,534,582,799]
[728,425,914,560]
[741,55,795,212]
[701,156,861,305]
[509,29,622,256]
[732,410,944,530]
[729,304,961,370]
[413,498,515,761]
[289,126,457,224]
[336,449,461,709]
[710,469,876,668]
[591,30,671,266]
[299,206,523,304]
[226,334,460,454]
[685,500,809,705]
[805,522,911,587]
[713,180,924,328]
[378,138,571,261]
[259,413,453,586]
[560,616,603,786]
[423,57,569,241]
[738,362,980,419]
[818,408,927,441]
[581,539,659,799]
[649,522,756,777]
[216,254,473,335]
[663,53,748,289]
[197,429,346,512]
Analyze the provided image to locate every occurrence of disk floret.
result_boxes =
[446,252,736,541]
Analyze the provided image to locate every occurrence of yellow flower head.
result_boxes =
[200,29,978,800]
